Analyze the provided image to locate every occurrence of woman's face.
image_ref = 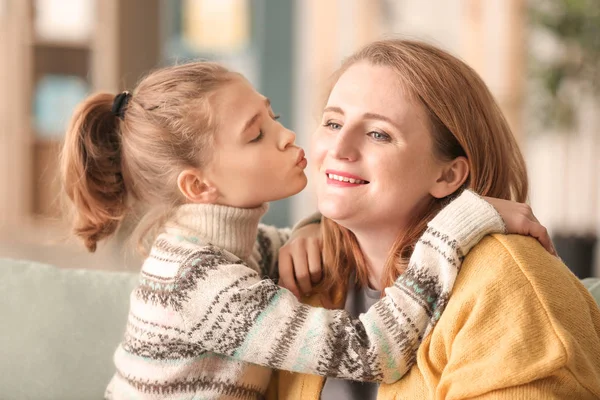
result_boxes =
[312,62,446,232]
[204,77,308,208]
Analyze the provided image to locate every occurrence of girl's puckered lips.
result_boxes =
[296,148,307,168]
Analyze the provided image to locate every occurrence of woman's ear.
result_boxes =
[430,156,469,199]
[177,169,219,204]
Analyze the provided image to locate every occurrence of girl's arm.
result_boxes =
[254,224,291,280]
[177,190,504,384]
[254,215,322,286]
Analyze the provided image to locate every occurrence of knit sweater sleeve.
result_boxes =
[178,190,505,384]
[255,224,291,281]
[254,213,321,280]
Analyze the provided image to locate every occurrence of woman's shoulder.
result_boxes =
[460,233,573,290]
[452,233,600,340]
[436,233,600,395]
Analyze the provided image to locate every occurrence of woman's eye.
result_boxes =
[250,131,264,143]
[368,131,391,141]
[324,121,342,130]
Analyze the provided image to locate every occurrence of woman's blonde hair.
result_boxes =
[320,39,528,296]
[60,62,235,252]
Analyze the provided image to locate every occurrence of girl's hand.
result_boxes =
[483,197,557,256]
[278,223,323,299]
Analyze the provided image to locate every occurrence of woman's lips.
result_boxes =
[325,169,369,185]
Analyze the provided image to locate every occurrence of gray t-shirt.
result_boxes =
[320,272,382,400]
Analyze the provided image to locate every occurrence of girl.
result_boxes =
[61,61,532,399]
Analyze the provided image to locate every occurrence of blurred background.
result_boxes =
[0,0,598,277]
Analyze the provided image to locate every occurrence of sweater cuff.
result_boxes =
[428,190,506,256]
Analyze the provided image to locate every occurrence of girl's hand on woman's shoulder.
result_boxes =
[278,223,323,299]
[483,197,557,256]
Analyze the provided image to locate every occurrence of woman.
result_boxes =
[275,39,600,399]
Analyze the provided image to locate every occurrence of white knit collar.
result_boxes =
[165,202,269,261]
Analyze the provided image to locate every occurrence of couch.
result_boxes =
[2,257,600,399]
[1,258,138,399]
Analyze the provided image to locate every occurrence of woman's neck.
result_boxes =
[350,225,401,291]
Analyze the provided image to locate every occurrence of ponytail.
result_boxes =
[60,93,128,252]
[61,62,234,253]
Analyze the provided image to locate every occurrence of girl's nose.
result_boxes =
[279,127,296,150]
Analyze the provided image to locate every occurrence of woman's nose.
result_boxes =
[329,129,358,161]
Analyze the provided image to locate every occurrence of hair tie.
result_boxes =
[112,91,131,120]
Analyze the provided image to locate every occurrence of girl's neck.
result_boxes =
[350,225,401,291]
[166,202,269,261]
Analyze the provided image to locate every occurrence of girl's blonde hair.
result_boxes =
[320,39,528,296]
[60,62,235,252]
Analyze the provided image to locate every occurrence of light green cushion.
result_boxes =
[582,277,600,305]
[0,258,138,400]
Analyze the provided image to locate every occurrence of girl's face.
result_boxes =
[204,77,307,208]
[312,62,446,233]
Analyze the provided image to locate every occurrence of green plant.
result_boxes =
[529,0,600,130]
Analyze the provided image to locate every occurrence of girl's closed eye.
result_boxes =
[251,114,280,143]
[250,130,264,143]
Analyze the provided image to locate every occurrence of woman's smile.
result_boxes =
[325,169,369,186]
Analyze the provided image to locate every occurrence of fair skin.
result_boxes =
[279,63,556,296]
[313,62,468,289]
[177,76,308,207]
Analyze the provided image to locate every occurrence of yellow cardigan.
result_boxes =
[270,234,600,399]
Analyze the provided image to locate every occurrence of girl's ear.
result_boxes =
[177,169,219,204]
[430,156,470,199]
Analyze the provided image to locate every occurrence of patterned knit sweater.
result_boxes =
[105,190,505,399]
